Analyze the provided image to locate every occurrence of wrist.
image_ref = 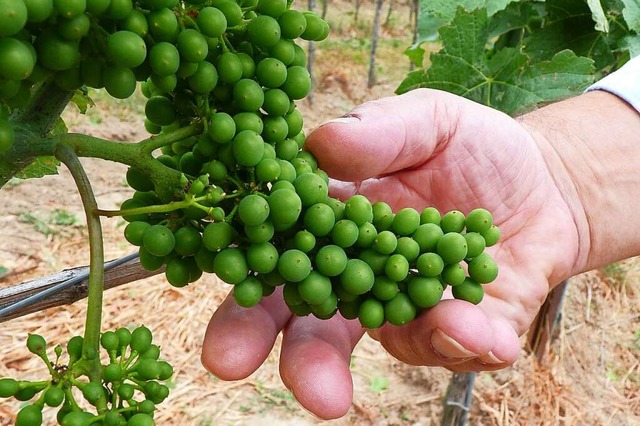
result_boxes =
[518,91,640,277]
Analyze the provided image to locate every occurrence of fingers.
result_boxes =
[367,299,520,371]
[305,89,460,182]
[279,314,365,420]
[201,288,292,380]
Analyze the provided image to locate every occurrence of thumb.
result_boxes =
[304,89,460,182]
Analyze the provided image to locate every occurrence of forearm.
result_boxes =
[518,90,640,276]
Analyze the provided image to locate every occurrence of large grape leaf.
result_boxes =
[621,0,640,32]
[397,8,595,115]
[525,0,620,70]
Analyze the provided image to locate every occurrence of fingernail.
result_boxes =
[478,351,504,365]
[324,114,361,125]
[430,329,479,359]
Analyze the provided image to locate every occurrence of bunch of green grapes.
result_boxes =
[0,326,173,425]
[0,0,501,329]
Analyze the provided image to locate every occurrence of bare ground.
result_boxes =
[1,1,639,425]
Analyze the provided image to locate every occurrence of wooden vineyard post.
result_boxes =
[441,372,475,426]
[439,280,569,424]
[368,0,384,88]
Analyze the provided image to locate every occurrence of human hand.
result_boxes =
[200,89,588,419]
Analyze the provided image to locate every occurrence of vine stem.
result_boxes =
[55,144,104,382]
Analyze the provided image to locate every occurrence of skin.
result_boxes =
[201,88,640,419]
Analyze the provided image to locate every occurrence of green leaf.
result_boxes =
[621,0,640,32]
[49,117,68,137]
[587,0,610,32]
[15,156,60,180]
[70,89,93,115]
[397,8,595,115]
[525,0,615,70]
[404,44,426,68]
[621,34,640,56]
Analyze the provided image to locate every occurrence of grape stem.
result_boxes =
[54,144,108,413]
[95,194,210,217]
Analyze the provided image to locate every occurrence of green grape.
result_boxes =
[281,65,311,100]
[338,299,361,320]
[233,78,264,111]
[120,10,148,37]
[15,404,42,426]
[188,61,218,94]
[465,208,493,233]
[269,39,296,65]
[436,232,468,264]
[143,225,175,257]
[100,331,119,352]
[255,57,287,88]
[358,248,388,275]
[384,254,409,282]
[344,194,373,226]
[283,281,303,306]
[107,31,147,68]
[149,42,180,76]
[105,0,133,20]
[131,325,153,353]
[103,363,124,382]
[440,210,465,233]
[14,386,38,402]
[214,248,249,284]
[217,52,243,84]
[26,333,46,354]
[482,225,500,247]
[0,378,19,398]
[394,237,420,262]
[303,203,335,237]
[355,222,377,248]
[279,9,307,38]
[217,0,242,26]
[452,278,484,304]
[247,15,281,47]
[384,293,417,326]
[126,413,155,426]
[24,0,54,24]
[391,207,420,236]
[44,386,65,407]
[198,7,227,37]
[277,249,311,282]
[293,172,327,206]
[86,0,111,15]
[117,383,135,400]
[138,247,165,271]
[268,188,302,225]
[137,358,161,380]
[58,14,91,40]
[157,361,174,380]
[104,66,136,99]
[244,221,275,244]
[177,29,208,63]
[416,252,444,277]
[82,382,105,405]
[467,252,499,283]
[238,194,270,226]
[0,37,36,80]
[256,158,281,182]
[310,292,338,318]
[372,230,397,255]
[257,0,287,17]
[420,207,441,225]
[275,138,298,160]
[53,0,85,19]
[314,244,347,277]
[412,223,443,253]
[293,230,315,252]
[67,335,83,361]
[358,298,385,328]
[262,116,288,142]
[126,167,154,192]
[339,259,374,295]
[234,111,263,133]
[331,219,359,248]
[464,232,486,259]
[298,271,332,305]
[203,221,235,251]
[165,258,191,287]
[233,130,264,166]
[247,242,279,273]
[174,226,202,256]
[371,276,398,301]
[407,276,443,308]
[62,411,95,426]
[147,7,179,42]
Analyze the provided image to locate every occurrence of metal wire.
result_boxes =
[0,252,139,319]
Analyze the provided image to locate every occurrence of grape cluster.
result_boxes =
[0,326,173,425]
[0,0,501,329]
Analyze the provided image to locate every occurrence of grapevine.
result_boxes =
[0,0,501,424]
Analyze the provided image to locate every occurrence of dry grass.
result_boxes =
[2,0,640,425]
